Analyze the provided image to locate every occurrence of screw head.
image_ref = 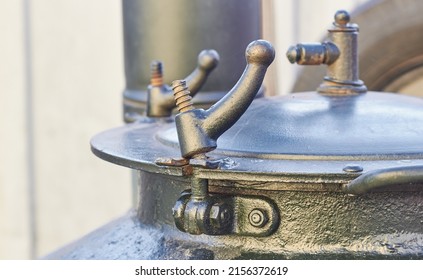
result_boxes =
[248,209,269,228]
[343,164,363,173]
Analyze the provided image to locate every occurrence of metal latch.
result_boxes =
[157,40,278,236]
[172,178,279,236]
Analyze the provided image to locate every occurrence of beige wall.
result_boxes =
[0,0,31,259]
[0,0,131,259]
[0,0,370,259]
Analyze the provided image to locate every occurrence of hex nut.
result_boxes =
[210,203,231,229]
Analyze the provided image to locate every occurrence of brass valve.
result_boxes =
[146,49,219,117]
[287,10,367,94]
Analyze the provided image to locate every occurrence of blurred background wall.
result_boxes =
[0,0,368,259]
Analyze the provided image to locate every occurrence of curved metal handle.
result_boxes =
[185,49,220,95]
[173,40,275,159]
[343,165,423,195]
[147,50,219,117]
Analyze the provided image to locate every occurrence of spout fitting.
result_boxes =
[287,42,339,65]
[173,40,275,159]
[286,10,367,95]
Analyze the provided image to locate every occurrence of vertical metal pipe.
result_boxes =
[328,27,359,83]
[122,0,262,119]
[22,0,37,259]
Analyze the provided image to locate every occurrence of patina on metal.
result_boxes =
[291,0,423,97]
[173,40,275,160]
[287,10,367,94]
[344,165,423,195]
[146,49,219,118]
[48,11,423,260]
[169,40,277,237]
[122,0,262,122]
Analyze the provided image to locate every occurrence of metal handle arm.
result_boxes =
[147,50,219,117]
[343,165,423,195]
[173,40,275,159]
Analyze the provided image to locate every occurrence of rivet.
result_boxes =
[248,209,268,228]
[343,164,363,173]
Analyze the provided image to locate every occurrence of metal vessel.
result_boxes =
[48,10,423,260]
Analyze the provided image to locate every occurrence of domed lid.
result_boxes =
[157,91,423,161]
[91,89,423,183]
[91,12,423,184]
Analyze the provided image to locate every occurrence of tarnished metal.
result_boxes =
[287,10,367,94]
[146,50,219,118]
[344,165,423,195]
[47,172,423,259]
[50,9,423,260]
[174,40,275,159]
[172,184,279,237]
[169,40,276,236]
[122,0,262,121]
[291,0,423,97]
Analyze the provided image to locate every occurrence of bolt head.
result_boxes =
[249,209,269,228]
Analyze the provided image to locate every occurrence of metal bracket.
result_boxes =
[173,187,280,237]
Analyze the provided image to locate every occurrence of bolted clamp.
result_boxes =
[286,10,367,94]
[172,178,279,236]
[164,40,278,236]
[146,50,219,117]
